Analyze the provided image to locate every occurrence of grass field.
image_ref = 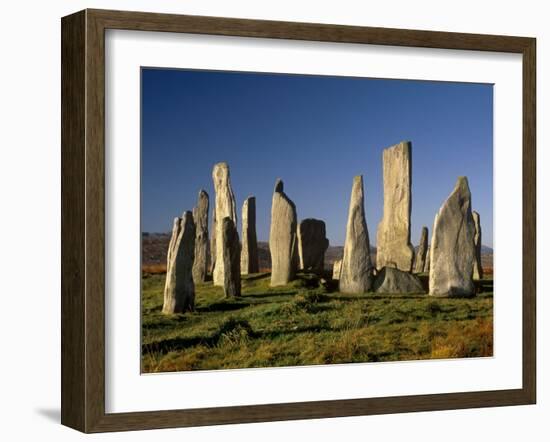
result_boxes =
[141,272,493,373]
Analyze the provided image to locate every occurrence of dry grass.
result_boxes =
[142,263,167,275]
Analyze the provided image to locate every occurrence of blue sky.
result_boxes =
[141,68,493,247]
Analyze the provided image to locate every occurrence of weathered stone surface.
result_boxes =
[269,179,298,286]
[210,206,217,274]
[297,218,329,273]
[473,211,483,280]
[429,177,476,297]
[241,196,259,274]
[163,212,196,313]
[221,217,241,297]
[192,190,210,283]
[339,176,374,293]
[376,141,414,272]
[413,226,429,273]
[373,267,425,294]
[424,246,431,273]
[212,162,237,286]
[332,259,342,280]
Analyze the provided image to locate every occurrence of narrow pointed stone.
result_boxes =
[192,190,210,283]
[413,226,429,273]
[212,162,237,286]
[429,177,476,297]
[297,218,329,273]
[339,176,374,293]
[163,212,196,313]
[269,179,298,286]
[221,217,241,297]
[241,196,259,274]
[473,211,483,280]
[376,141,414,272]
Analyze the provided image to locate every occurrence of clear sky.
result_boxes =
[141,68,493,247]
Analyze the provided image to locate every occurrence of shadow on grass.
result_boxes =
[197,301,250,313]
[243,291,298,299]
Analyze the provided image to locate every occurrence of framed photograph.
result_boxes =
[61,9,536,433]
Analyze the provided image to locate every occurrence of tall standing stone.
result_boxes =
[473,211,483,280]
[413,226,429,273]
[297,218,329,273]
[163,212,196,313]
[221,217,241,297]
[192,190,210,283]
[210,206,216,274]
[429,177,476,297]
[376,141,414,272]
[241,196,259,274]
[269,179,298,286]
[212,162,237,286]
[339,176,374,293]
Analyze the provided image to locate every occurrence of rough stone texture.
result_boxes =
[241,196,259,274]
[473,211,483,280]
[413,226,429,273]
[212,162,238,286]
[192,190,210,283]
[429,177,476,297]
[373,267,425,294]
[163,212,196,313]
[332,259,342,280]
[269,179,298,286]
[210,206,217,274]
[297,218,329,273]
[221,217,241,297]
[424,246,431,273]
[339,176,374,293]
[376,141,415,272]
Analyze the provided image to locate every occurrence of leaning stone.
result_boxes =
[413,226,429,273]
[339,175,374,293]
[473,211,483,280]
[297,218,329,273]
[163,212,196,313]
[429,177,476,297]
[269,179,298,286]
[212,162,237,286]
[373,267,425,294]
[376,141,415,272]
[192,190,210,283]
[332,259,342,280]
[221,217,241,297]
[241,196,259,274]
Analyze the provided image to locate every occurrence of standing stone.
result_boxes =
[269,179,298,286]
[413,226,429,273]
[192,190,210,283]
[163,212,196,313]
[429,177,476,297]
[424,246,431,273]
[332,259,342,280]
[297,218,329,273]
[221,217,241,297]
[212,162,237,286]
[473,211,483,280]
[373,267,425,294]
[210,206,216,274]
[241,196,259,274]
[376,141,414,272]
[339,176,374,293]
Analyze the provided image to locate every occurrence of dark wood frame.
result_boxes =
[61,8,536,433]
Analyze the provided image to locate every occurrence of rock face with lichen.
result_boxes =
[473,211,483,280]
[413,226,429,273]
[192,190,210,283]
[297,218,329,273]
[212,162,237,286]
[241,196,259,275]
[339,175,374,293]
[374,267,424,294]
[429,177,476,297]
[163,212,196,313]
[221,217,241,297]
[269,179,298,286]
[376,141,415,272]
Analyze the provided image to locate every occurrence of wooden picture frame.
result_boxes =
[61,8,536,433]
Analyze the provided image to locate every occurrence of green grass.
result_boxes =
[141,272,493,373]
